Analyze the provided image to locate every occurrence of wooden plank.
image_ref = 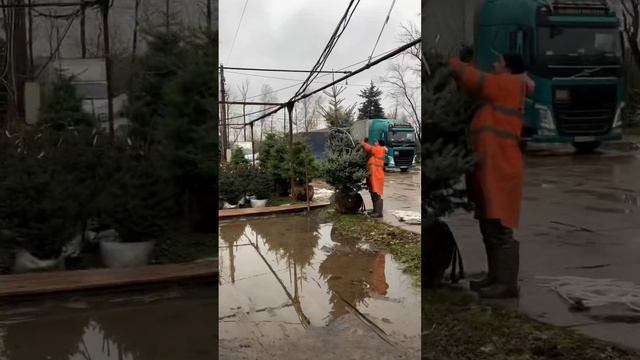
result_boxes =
[219,202,330,220]
[0,260,217,298]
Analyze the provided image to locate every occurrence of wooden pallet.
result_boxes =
[0,260,217,299]
[219,202,331,220]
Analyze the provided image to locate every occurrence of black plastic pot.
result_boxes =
[333,191,363,214]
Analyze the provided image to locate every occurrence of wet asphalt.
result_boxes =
[445,140,640,352]
[361,169,421,234]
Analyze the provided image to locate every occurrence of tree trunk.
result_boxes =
[102,2,115,138]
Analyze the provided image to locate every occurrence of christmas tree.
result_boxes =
[320,84,356,128]
[422,46,478,226]
[321,129,368,194]
[357,81,386,120]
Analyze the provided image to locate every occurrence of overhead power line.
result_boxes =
[245,38,420,127]
[223,66,351,74]
[0,1,98,8]
[220,101,285,106]
[368,0,396,64]
[225,105,279,121]
[226,0,249,64]
[242,46,400,101]
[226,69,398,88]
[293,0,361,99]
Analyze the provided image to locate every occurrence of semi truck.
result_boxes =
[426,0,626,152]
[350,119,417,172]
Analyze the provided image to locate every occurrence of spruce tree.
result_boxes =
[39,75,95,131]
[321,129,368,194]
[422,47,478,225]
[357,81,386,120]
[128,28,217,232]
[320,84,356,128]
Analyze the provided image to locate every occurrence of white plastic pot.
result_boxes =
[250,199,268,208]
[223,202,238,209]
[100,240,155,268]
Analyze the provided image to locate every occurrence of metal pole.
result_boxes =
[243,102,247,142]
[250,122,255,167]
[305,158,310,213]
[80,0,86,58]
[220,101,285,106]
[220,65,227,162]
[287,102,295,197]
[101,2,114,138]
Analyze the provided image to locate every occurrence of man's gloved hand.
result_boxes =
[363,137,369,143]
[459,45,474,63]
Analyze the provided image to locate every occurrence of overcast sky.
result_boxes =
[219,0,420,134]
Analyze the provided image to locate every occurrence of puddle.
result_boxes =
[218,212,420,357]
[0,286,216,359]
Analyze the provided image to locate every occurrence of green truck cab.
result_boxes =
[474,0,625,152]
[350,118,417,172]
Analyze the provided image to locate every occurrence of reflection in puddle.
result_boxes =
[0,287,216,360]
[218,213,420,352]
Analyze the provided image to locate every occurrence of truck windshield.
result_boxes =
[389,130,416,145]
[537,27,621,62]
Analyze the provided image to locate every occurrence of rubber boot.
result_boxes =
[470,243,495,291]
[477,240,519,299]
[367,193,377,215]
[371,198,383,218]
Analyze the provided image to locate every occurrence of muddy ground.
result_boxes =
[445,141,640,352]
[218,212,421,359]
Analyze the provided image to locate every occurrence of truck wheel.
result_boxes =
[572,141,601,153]
[400,168,409,173]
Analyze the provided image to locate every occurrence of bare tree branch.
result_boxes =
[382,61,421,141]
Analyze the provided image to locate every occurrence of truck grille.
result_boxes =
[393,149,414,167]
[553,84,616,136]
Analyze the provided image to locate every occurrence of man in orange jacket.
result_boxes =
[360,138,387,218]
[449,49,535,298]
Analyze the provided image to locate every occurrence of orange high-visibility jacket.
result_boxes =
[449,57,535,229]
[360,140,387,196]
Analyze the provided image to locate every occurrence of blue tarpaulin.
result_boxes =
[300,129,331,160]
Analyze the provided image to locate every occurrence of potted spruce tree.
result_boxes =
[259,133,291,197]
[97,148,173,268]
[0,128,80,273]
[219,162,251,208]
[321,129,368,214]
[249,167,272,208]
